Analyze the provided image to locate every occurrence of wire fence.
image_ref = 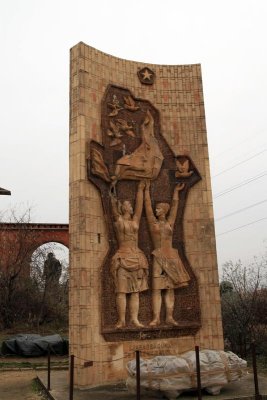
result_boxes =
[45,342,263,400]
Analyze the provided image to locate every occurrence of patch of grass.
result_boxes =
[0,360,69,369]
[0,361,33,368]
[31,378,41,392]
[32,378,47,399]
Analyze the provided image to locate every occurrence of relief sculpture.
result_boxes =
[110,182,148,328]
[88,84,202,341]
[111,110,163,188]
[144,181,190,326]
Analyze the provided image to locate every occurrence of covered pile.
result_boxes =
[126,350,247,398]
[1,334,68,356]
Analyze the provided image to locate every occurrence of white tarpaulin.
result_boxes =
[126,350,247,398]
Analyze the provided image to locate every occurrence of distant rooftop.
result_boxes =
[0,187,11,195]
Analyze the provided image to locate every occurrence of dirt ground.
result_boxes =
[0,327,68,399]
[0,370,42,400]
[0,356,68,400]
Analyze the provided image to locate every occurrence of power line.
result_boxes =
[216,217,267,237]
[213,171,267,199]
[212,129,266,160]
[216,199,267,221]
[212,149,266,178]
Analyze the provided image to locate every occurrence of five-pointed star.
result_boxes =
[142,69,153,80]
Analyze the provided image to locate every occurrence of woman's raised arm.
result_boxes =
[133,181,145,223]
[168,183,185,226]
[144,180,157,225]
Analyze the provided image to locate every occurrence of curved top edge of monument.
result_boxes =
[70,41,201,68]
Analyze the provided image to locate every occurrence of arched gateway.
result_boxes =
[0,223,69,268]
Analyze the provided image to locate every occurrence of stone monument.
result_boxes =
[69,42,223,388]
[43,252,62,286]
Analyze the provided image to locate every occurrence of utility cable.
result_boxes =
[215,199,267,222]
[212,149,266,178]
[212,129,266,160]
[213,171,267,199]
[216,217,267,237]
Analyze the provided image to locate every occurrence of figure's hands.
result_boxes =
[175,183,185,192]
[109,181,117,198]
[138,180,146,190]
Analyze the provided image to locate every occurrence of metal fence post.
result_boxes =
[251,342,262,400]
[47,345,51,391]
[136,350,141,400]
[69,354,74,400]
[195,345,202,400]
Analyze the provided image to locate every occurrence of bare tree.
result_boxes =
[0,208,37,327]
[0,207,69,330]
[221,254,267,357]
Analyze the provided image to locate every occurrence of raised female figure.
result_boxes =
[144,181,190,326]
[110,181,148,328]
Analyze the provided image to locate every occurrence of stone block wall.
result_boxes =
[69,41,223,388]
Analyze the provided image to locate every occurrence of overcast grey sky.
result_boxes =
[0,0,266,269]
